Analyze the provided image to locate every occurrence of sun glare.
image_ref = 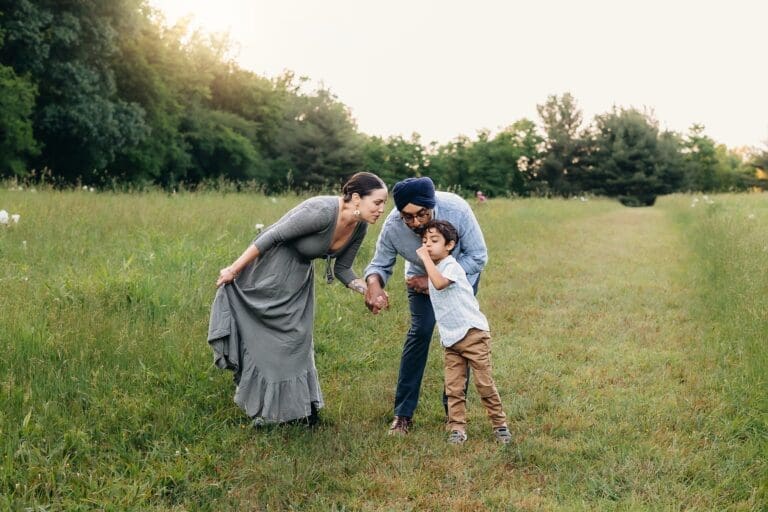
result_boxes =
[150,0,248,35]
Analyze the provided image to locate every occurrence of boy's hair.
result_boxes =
[423,220,459,253]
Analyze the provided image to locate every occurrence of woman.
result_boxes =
[208,172,387,426]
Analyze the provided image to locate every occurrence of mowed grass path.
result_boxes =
[0,190,764,510]
[485,203,715,509]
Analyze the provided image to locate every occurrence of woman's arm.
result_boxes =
[215,244,260,287]
[334,223,367,286]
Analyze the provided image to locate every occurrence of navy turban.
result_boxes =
[392,177,436,211]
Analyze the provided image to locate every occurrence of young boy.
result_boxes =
[415,220,512,445]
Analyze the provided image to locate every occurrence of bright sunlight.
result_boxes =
[150,0,252,35]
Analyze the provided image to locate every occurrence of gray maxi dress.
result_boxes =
[207,196,367,423]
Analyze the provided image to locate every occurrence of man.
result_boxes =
[364,177,488,435]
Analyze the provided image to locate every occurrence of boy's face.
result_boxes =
[421,227,455,261]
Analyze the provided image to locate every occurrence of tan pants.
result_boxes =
[444,328,507,433]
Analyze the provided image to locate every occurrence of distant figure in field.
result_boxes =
[363,176,487,435]
[208,172,387,427]
[475,190,487,204]
[415,219,511,445]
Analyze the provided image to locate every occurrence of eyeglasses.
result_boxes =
[400,208,431,223]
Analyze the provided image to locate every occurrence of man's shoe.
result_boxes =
[494,426,512,444]
[387,416,413,435]
[447,430,467,445]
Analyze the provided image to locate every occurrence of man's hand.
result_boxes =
[365,275,389,314]
[406,275,430,295]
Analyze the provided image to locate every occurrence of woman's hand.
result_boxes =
[365,276,389,314]
[216,267,238,287]
[348,278,367,295]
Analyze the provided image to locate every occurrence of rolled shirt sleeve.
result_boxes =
[363,212,400,286]
[453,208,488,278]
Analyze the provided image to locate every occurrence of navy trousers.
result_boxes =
[393,277,479,418]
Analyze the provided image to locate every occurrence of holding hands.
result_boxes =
[364,276,390,315]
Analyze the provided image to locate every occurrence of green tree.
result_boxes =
[485,119,544,196]
[210,66,284,153]
[109,12,194,185]
[0,45,39,176]
[588,107,683,206]
[713,144,752,191]
[0,0,149,183]
[682,124,719,191]
[361,134,426,185]
[271,86,364,192]
[181,107,267,184]
[536,92,588,196]
[427,135,472,193]
[752,144,768,171]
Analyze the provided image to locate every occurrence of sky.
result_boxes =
[149,0,768,149]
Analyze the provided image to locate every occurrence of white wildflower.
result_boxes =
[82,186,88,190]
[748,213,756,220]
[0,210,8,224]
[270,197,277,203]
[89,187,95,192]
[11,214,20,223]
[255,223,265,232]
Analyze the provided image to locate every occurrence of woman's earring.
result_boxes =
[354,207,360,217]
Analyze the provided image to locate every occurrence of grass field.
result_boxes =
[0,188,765,511]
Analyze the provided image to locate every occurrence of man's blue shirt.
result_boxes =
[364,191,488,286]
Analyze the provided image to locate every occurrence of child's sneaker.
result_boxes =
[494,426,512,444]
[447,430,467,445]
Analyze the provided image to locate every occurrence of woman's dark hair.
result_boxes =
[423,220,459,253]
[342,172,386,201]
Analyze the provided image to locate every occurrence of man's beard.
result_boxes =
[410,225,427,235]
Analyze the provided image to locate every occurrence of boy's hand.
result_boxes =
[415,246,430,262]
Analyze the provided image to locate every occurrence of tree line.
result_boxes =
[1,1,766,202]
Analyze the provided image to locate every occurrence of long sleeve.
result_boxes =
[333,222,368,285]
[363,217,399,287]
[454,208,488,276]
[252,198,333,255]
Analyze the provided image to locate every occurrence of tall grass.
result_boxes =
[0,188,764,510]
